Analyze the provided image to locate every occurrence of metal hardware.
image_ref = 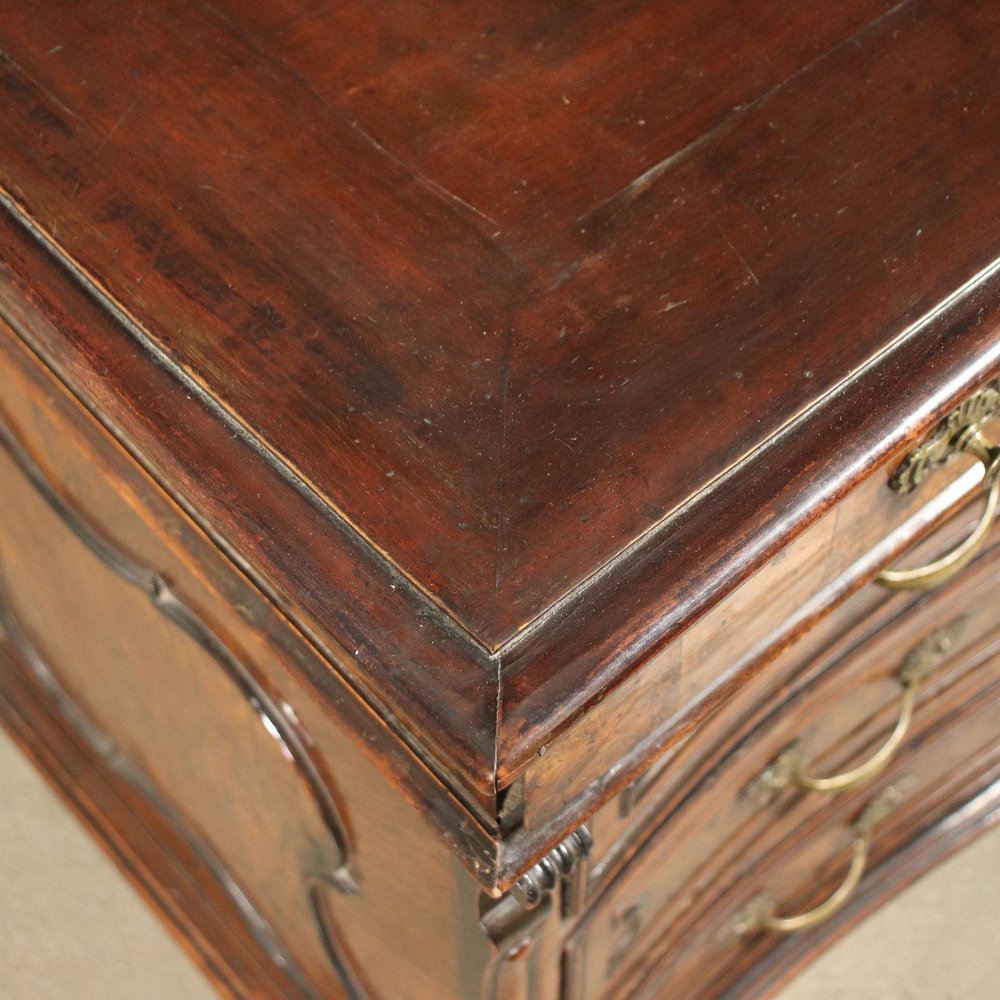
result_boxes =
[745,619,965,805]
[732,780,912,937]
[879,382,1000,591]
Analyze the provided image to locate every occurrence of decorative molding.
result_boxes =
[0,413,367,996]
[0,589,325,1000]
[510,826,593,910]
[479,825,593,1000]
[311,886,376,1000]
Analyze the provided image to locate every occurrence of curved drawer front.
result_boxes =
[629,691,1000,1000]
[525,401,1000,837]
[564,546,1000,1000]
[584,500,1000,892]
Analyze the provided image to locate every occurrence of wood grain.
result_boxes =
[5,1,1000,801]
[0,647,311,1000]
[577,649,1000,999]
[0,324,495,997]
[2,0,1000,651]
[3,4,1000,996]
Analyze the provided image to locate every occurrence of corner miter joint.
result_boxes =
[510,826,593,910]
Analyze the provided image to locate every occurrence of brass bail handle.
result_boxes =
[792,680,915,794]
[791,617,959,794]
[744,620,963,805]
[878,424,1000,592]
[755,834,868,935]
[734,781,911,937]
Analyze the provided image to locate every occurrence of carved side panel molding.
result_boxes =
[0,413,370,998]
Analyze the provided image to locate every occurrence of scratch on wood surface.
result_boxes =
[721,232,760,288]
[578,0,915,226]
[97,99,138,153]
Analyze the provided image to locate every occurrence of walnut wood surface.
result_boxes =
[4,0,1000,804]
[568,554,1000,998]
[2,5,1000,997]
[0,646,313,1000]
[1,314,999,994]
[3,0,999,642]
[567,597,1000,1000]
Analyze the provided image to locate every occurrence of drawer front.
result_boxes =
[628,699,1000,1000]
[564,542,1000,1000]
[586,503,1000,890]
[525,399,1000,834]
[0,328,489,1000]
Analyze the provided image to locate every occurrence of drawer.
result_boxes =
[584,501,1000,890]
[0,329,490,1000]
[564,542,1000,1000]
[626,686,1000,1000]
[525,396,1000,833]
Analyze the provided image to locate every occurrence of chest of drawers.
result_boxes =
[2,2,1000,998]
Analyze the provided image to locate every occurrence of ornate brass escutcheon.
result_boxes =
[878,381,1000,591]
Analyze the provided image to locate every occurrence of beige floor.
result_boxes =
[1,728,998,1000]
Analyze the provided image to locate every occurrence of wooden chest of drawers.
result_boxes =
[2,2,1000,998]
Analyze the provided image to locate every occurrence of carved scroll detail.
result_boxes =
[479,826,593,1000]
[511,826,593,910]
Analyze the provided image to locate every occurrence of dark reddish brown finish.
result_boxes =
[0,335,495,999]
[3,11,1000,999]
[4,0,1000,804]
[209,0,899,245]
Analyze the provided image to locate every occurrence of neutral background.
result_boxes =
[1,727,997,1000]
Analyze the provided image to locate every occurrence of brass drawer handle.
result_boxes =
[733,781,911,937]
[751,829,868,935]
[744,620,964,805]
[792,678,916,795]
[877,382,1000,593]
[878,427,1000,591]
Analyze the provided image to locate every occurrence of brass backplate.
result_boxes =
[890,380,1000,494]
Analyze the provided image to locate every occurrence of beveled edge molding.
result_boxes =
[890,379,1000,494]
[0,411,371,997]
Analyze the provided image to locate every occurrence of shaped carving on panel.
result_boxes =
[0,414,372,1000]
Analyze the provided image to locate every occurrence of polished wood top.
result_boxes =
[3,0,1000,795]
